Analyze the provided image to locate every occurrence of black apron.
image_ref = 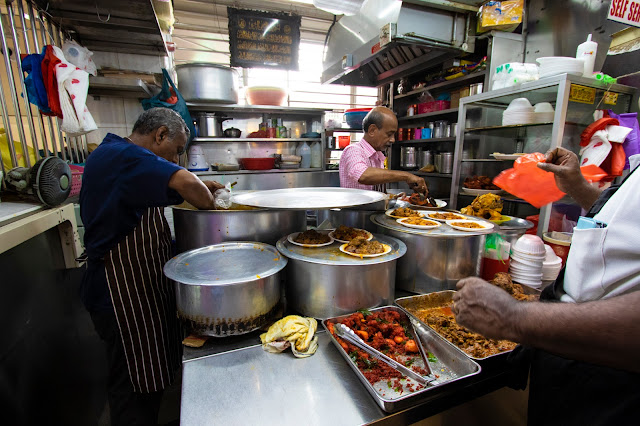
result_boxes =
[104,207,182,393]
[509,167,640,425]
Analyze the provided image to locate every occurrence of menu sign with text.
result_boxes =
[227,8,301,70]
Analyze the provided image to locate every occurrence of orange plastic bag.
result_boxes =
[493,152,565,208]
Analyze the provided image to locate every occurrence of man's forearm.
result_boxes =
[511,292,640,372]
[566,181,602,211]
[169,169,215,210]
[358,167,412,185]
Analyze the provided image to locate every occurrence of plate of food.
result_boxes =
[329,225,374,243]
[446,219,494,232]
[339,237,392,258]
[385,207,425,219]
[491,152,525,161]
[399,194,447,209]
[424,211,466,222]
[460,187,505,196]
[396,217,441,230]
[287,229,334,247]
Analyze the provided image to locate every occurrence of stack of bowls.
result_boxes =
[536,57,584,78]
[502,98,534,125]
[533,102,555,123]
[541,244,563,287]
[509,235,545,287]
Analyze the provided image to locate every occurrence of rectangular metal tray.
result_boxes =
[322,306,481,413]
[395,286,540,362]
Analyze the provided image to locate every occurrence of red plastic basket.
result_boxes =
[69,164,84,197]
[418,101,451,114]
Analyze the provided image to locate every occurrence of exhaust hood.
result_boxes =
[322,0,479,86]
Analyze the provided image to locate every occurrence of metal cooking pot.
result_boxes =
[176,63,239,103]
[223,127,242,138]
[276,234,406,319]
[172,203,306,253]
[195,113,230,137]
[372,213,487,293]
[316,208,381,233]
[164,242,286,336]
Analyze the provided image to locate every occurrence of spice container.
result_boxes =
[407,105,416,116]
[434,120,448,138]
[413,128,422,140]
[441,152,454,174]
[421,127,432,139]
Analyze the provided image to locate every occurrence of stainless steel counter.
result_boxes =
[181,327,518,425]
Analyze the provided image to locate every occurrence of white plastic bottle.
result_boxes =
[296,141,311,168]
[310,141,322,168]
[576,34,597,77]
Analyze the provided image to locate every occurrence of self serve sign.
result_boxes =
[608,0,640,27]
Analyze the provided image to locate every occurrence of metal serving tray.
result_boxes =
[322,306,481,413]
[395,287,540,362]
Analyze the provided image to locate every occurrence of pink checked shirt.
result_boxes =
[339,138,387,191]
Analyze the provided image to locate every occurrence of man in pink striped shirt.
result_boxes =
[339,107,428,194]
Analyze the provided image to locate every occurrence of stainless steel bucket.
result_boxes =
[176,63,239,103]
[195,113,231,137]
[172,203,307,253]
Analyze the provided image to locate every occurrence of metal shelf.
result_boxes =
[395,71,487,100]
[414,172,453,178]
[192,138,322,143]
[397,108,459,122]
[194,168,324,175]
[186,103,329,115]
[461,159,502,163]
[325,128,363,133]
[465,122,553,132]
[88,77,157,99]
[396,137,456,144]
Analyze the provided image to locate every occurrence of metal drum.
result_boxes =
[172,203,306,253]
[316,208,382,233]
[176,63,239,103]
[276,234,406,319]
[371,213,490,293]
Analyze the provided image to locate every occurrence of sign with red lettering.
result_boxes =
[607,0,640,28]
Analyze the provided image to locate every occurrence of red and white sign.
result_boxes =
[608,0,640,28]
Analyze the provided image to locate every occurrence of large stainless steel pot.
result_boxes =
[316,208,381,233]
[195,113,230,137]
[176,63,239,103]
[172,203,306,253]
[164,242,287,336]
[276,234,406,319]
[372,213,488,293]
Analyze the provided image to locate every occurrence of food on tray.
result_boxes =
[402,217,438,226]
[463,175,501,190]
[400,193,437,207]
[333,225,369,241]
[460,193,503,220]
[391,207,423,218]
[450,221,483,229]
[260,315,319,358]
[294,229,331,245]
[490,272,539,302]
[327,309,428,388]
[428,212,465,221]
[344,237,385,255]
[419,164,435,173]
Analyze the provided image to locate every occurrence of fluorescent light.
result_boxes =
[23,13,30,20]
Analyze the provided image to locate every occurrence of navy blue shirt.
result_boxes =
[80,133,184,311]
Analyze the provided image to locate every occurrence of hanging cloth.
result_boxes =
[41,45,63,118]
[21,47,52,114]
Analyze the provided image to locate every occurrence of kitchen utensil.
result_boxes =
[328,228,373,243]
[187,145,209,171]
[339,242,392,258]
[513,234,546,255]
[446,219,494,232]
[246,86,287,106]
[459,188,505,196]
[440,152,454,174]
[276,234,405,319]
[433,121,448,138]
[371,213,488,293]
[316,208,382,233]
[195,113,230,137]
[419,150,433,167]
[223,127,242,138]
[333,323,437,387]
[542,231,572,266]
[396,217,441,230]
[176,63,239,103]
[172,202,305,253]
[231,187,386,210]
[239,157,275,170]
[344,108,372,129]
[434,153,443,172]
[163,242,287,336]
[287,231,334,248]
[401,147,417,169]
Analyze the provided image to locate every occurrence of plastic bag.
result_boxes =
[214,182,232,210]
[478,0,524,33]
[62,40,97,76]
[493,152,565,208]
[141,69,196,142]
[607,110,640,169]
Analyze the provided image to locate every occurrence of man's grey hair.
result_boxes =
[362,109,386,132]
[132,108,190,139]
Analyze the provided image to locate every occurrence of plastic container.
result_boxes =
[239,157,275,170]
[246,86,287,106]
[344,108,371,129]
[69,164,84,197]
[513,234,546,256]
[296,141,311,168]
[576,34,597,77]
[338,135,350,149]
[542,231,572,266]
[310,141,322,168]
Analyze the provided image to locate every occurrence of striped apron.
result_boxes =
[104,207,181,393]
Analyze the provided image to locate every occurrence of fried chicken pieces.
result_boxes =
[460,193,503,220]
[344,237,385,255]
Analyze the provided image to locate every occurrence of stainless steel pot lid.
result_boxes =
[371,213,496,238]
[164,242,287,286]
[231,187,386,210]
[276,233,406,266]
[496,217,534,231]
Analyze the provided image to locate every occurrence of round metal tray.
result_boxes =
[496,217,534,231]
[231,187,386,210]
[371,213,496,238]
[276,233,406,266]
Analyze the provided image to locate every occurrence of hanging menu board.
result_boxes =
[227,7,301,70]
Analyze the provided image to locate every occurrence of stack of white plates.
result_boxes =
[509,235,545,287]
[533,102,555,123]
[536,57,584,78]
[541,244,563,287]
[502,98,534,126]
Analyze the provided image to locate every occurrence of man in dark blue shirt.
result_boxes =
[80,108,224,426]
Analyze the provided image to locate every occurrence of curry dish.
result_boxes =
[333,225,369,241]
[460,193,503,221]
[450,221,484,229]
[391,207,423,218]
[402,217,438,226]
[294,229,331,245]
[344,237,385,255]
[428,212,465,221]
